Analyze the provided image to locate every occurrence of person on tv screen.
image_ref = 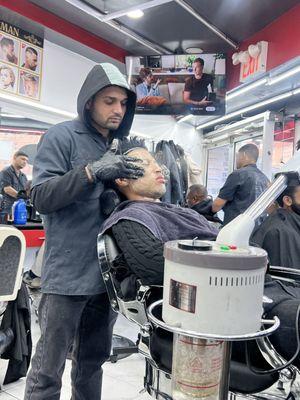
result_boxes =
[0,37,18,65]
[22,46,38,71]
[183,58,214,106]
[136,67,161,100]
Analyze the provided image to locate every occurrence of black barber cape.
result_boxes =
[252,208,300,268]
[31,64,136,295]
[1,284,32,384]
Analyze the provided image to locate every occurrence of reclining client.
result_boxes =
[100,138,300,368]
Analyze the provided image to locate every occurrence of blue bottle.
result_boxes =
[13,199,27,225]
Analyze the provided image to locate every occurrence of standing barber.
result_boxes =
[24,64,144,400]
[0,150,28,222]
[212,143,269,226]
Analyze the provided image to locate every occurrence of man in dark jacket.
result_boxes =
[212,143,269,225]
[251,177,300,366]
[0,150,28,222]
[24,64,144,400]
[252,180,300,269]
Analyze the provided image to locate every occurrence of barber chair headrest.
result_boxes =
[0,226,26,301]
[104,234,120,264]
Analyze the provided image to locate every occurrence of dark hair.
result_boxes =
[193,58,204,66]
[0,37,14,48]
[25,47,38,56]
[115,136,147,155]
[23,73,38,82]
[297,140,300,151]
[139,67,152,80]
[14,150,28,158]
[277,185,298,207]
[188,184,207,198]
[238,143,259,162]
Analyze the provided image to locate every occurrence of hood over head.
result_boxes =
[77,63,136,139]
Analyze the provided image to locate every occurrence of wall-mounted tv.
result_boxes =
[125,53,226,116]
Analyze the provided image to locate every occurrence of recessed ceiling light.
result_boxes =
[127,10,144,19]
[185,47,203,54]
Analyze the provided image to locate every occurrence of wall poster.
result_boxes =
[0,20,43,101]
[206,145,230,199]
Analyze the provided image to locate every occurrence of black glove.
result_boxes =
[87,150,144,182]
[17,190,28,200]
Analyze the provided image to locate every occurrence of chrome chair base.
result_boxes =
[144,359,300,400]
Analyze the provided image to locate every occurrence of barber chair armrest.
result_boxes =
[256,334,288,370]
[137,282,163,304]
[269,265,300,283]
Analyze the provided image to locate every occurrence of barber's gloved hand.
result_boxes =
[17,190,28,200]
[87,150,144,182]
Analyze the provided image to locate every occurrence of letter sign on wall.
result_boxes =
[240,41,268,83]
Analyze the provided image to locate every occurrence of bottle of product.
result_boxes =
[13,199,27,225]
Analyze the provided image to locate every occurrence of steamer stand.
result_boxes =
[147,155,300,399]
[148,240,279,400]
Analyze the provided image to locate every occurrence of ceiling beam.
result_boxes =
[65,0,171,54]
[100,0,174,22]
[175,0,239,50]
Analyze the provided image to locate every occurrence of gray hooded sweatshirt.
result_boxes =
[31,64,136,295]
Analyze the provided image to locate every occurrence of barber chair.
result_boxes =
[0,225,26,388]
[97,233,300,399]
[269,266,300,284]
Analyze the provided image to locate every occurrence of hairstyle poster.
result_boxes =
[0,20,43,101]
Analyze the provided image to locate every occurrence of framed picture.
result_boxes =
[19,70,40,100]
[0,33,20,66]
[20,43,41,74]
[0,62,18,93]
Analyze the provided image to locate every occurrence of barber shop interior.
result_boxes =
[1,1,300,399]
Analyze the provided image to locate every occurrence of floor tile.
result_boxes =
[3,382,25,399]
[0,393,19,400]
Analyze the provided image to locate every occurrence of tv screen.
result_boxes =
[125,54,226,116]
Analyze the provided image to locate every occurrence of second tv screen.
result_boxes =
[126,54,226,116]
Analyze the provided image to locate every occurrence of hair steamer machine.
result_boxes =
[147,152,300,400]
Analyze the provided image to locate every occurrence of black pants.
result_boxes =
[24,292,117,400]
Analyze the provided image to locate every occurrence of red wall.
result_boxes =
[0,0,128,63]
[227,3,300,90]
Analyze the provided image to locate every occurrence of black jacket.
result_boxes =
[192,198,222,223]
[31,64,136,295]
[1,284,32,384]
[155,141,183,204]
[252,209,300,268]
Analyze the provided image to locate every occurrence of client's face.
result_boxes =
[117,148,166,201]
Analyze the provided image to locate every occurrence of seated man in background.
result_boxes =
[100,138,218,298]
[186,184,221,224]
[252,176,300,269]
